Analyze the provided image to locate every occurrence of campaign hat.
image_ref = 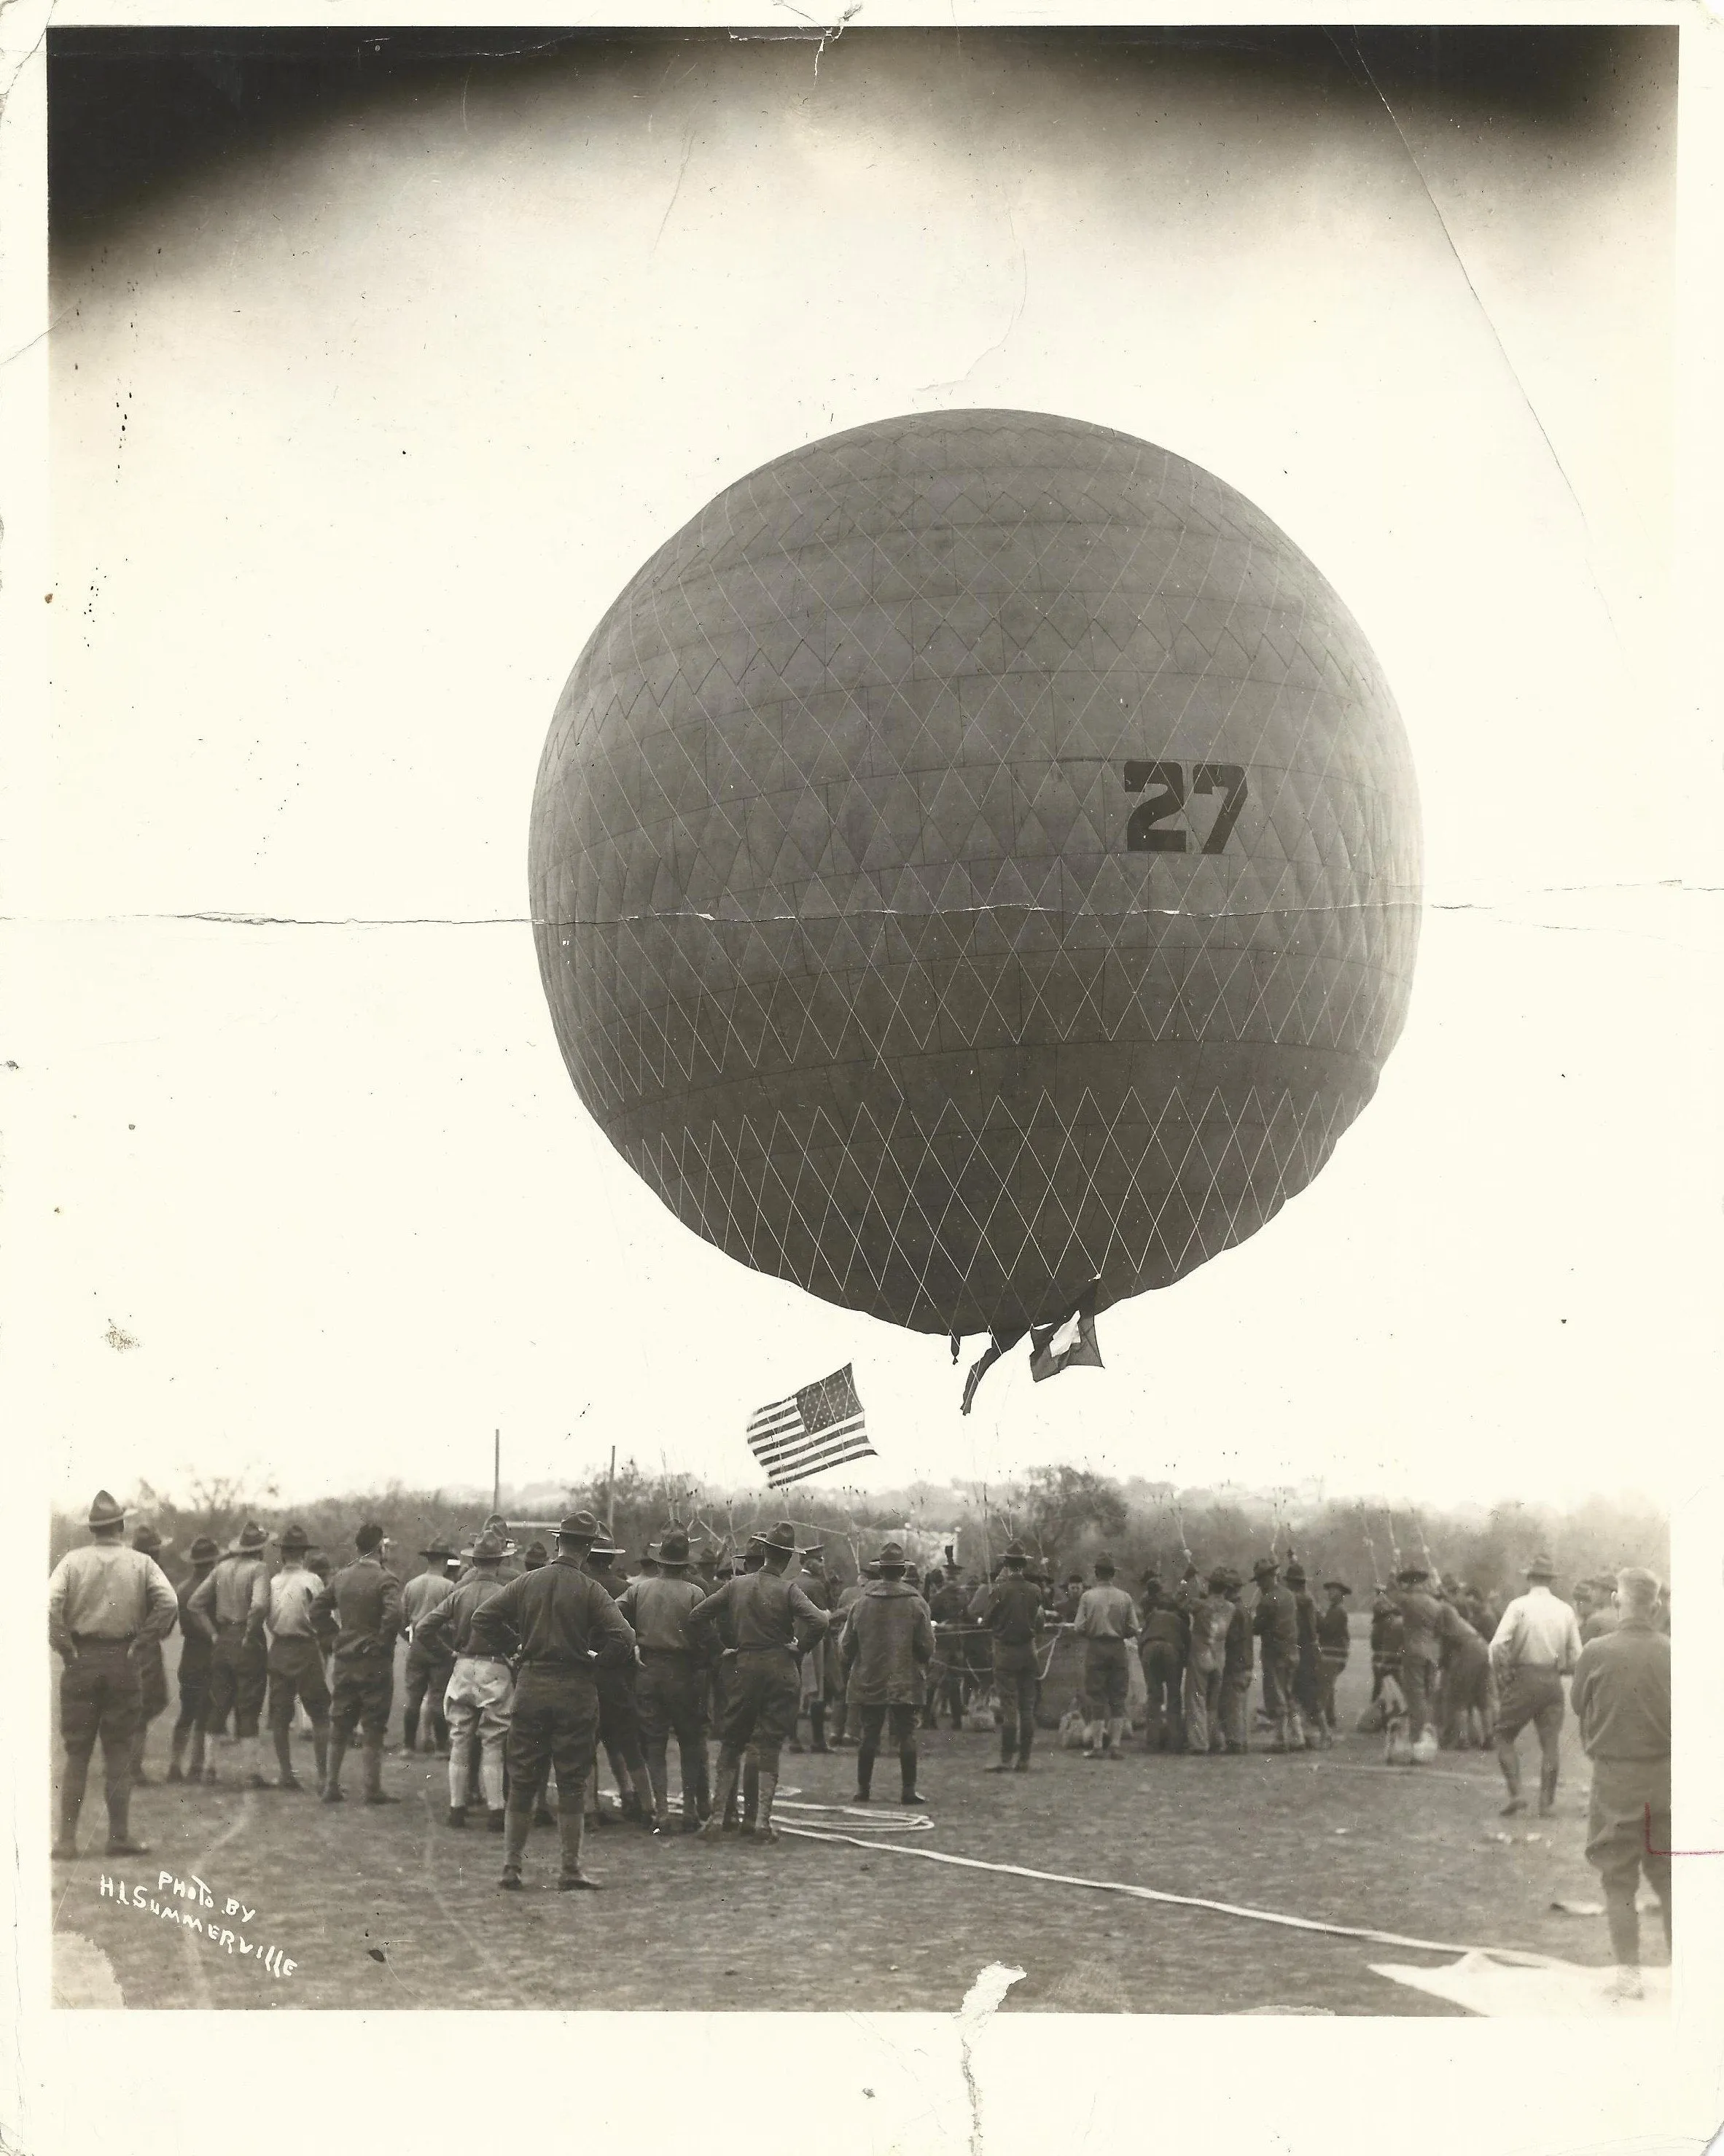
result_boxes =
[1206,1566,1231,1592]
[188,1534,220,1563]
[1250,1554,1280,1579]
[1093,1552,1117,1576]
[277,1525,312,1554]
[132,1524,168,1555]
[757,1521,799,1554]
[1000,1540,1029,1565]
[232,1522,270,1554]
[557,1510,601,1542]
[418,1538,456,1560]
[1323,1579,1353,1595]
[1283,1560,1307,1587]
[658,1530,692,1567]
[873,1541,908,1573]
[1396,1564,1429,1584]
[87,1490,126,1528]
[588,1535,625,1560]
[1524,1553,1556,1580]
[470,1530,507,1562]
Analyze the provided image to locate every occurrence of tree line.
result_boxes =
[50,1461,1669,1600]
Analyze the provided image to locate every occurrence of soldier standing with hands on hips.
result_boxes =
[468,1509,636,1891]
[49,1491,178,1859]
[312,1522,404,1806]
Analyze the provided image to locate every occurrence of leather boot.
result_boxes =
[679,1738,707,1829]
[129,1727,151,1786]
[106,1776,147,1858]
[312,1724,329,1793]
[363,1735,397,1802]
[1497,1742,1525,1816]
[558,1801,600,1889]
[810,1703,828,1754]
[1538,1760,1559,1817]
[273,1725,301,1789]
[753,1770,780,1842]
[323,1735,348,1801]
[499,1802,531,1887]
[741,1756,760,1831]
[900,1744,922,1804]
[189,1727,208,1782]
[167,1727,188,1783]
[644,1751,671,1830]
[701,1761,740,1839]
[52,1763,87,1859]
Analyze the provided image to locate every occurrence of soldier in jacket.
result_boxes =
[840,1542,935,1803]
[967,1542,1045,1773]
[1285,1562,1327,1749]
[187,1522,271,1789]
[1250,1557,1303,1751]
[1315,1581,1351,1739]
[311,1523,404,1806]
[690,1522,830,1842]
[167,1534,220,1784]
[1138,1580,1185,1752]
[1219,1571,1253,1754]
[1183,1569,1234,1755]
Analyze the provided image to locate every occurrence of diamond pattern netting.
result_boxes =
[528,410,1422,1339]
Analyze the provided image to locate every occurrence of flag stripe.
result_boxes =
[747,1412,803,1441]
[751,1414,867,1466]
[746,1402,800,1431]
[767,1423,875,1474]
[756,1428,868,1474]
[768,1439,876,1487]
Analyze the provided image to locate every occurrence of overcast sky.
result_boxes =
[20,28,1711,1517]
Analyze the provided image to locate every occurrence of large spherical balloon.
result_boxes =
[529,409,1421,1341]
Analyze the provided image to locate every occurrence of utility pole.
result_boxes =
[606,1444,616,1537]
[492,1429,500,1519]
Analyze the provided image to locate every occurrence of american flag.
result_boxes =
[746,1364,875,1487]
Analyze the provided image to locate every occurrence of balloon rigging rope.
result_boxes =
[771,1823,1560,1966]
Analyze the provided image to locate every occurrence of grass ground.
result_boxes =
[51,1640,1650,2013]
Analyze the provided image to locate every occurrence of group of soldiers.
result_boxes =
[47,1489,1672,1983]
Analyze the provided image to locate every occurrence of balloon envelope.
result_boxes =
[529,410,1421,1339]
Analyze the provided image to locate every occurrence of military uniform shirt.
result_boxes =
[189,1552,269,1630]
[1072,1584,1141,1642]
[265,1563,324,1638]
[1252,1582,1298,1656]
[1490,1587,1583,1673]
[421,1571,512,1657]
[48,1543,177,1651]
[402,1571,456,1632]
[691,1569,829,1654]
[1572,1619,1671,1759]
[617,1571,706,1651]
[966,1575,1045,1646]
[311,1555,405,1662]
[1316,1603,1351,1659]
[469,1554,635,1668]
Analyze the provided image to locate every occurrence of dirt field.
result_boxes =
[50,1638,1650,2014]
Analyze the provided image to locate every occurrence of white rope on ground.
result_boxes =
[176,1792,256,2007]
[669,1792,935,1834]
[773,1825,1559,1966]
